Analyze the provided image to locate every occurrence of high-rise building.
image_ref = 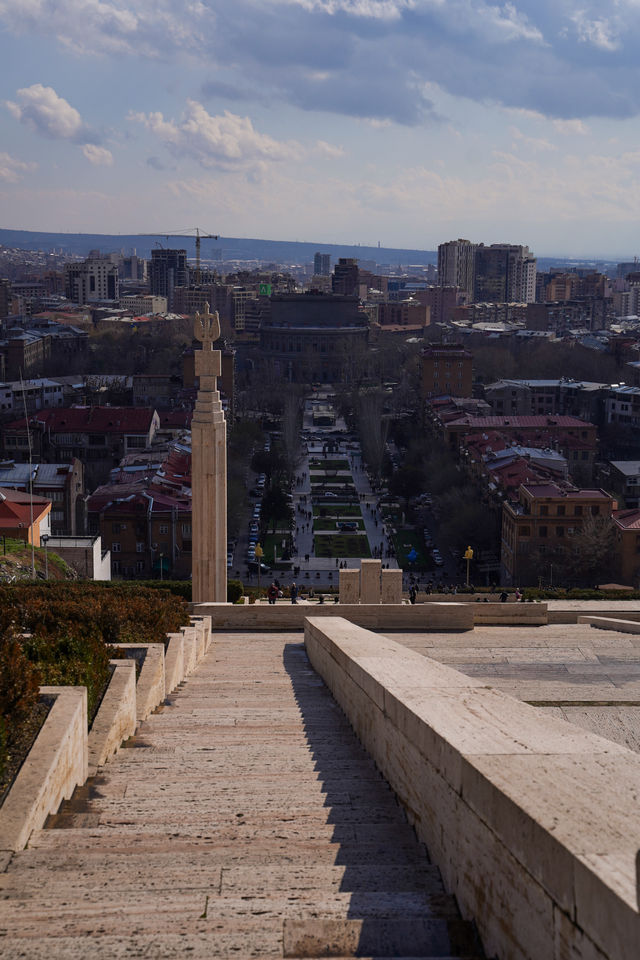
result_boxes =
[150,249,188,309]
[437,239,476,301]
[473,244,536,303]
[332,258,360,297]
[314,252,331,276]
[64,258,119,304]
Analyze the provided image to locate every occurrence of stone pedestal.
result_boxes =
[360,559,382,604]
[381,569,403,604]
[339,569,360,604]
[191,305,227,603]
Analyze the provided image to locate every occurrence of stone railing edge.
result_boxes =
[0,686,87,853]
[303,615,640,960]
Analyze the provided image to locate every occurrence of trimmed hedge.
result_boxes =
[0,583,190,785]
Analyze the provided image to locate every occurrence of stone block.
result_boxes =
[0,687,87,851]
[339,569,360,604]
[360,559,381,605]
[381,568,402,604]
[88,660,136,775]
[113,643,165,722]
[164,635,185,695]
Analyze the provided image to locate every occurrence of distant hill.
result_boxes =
[0,228,436,267]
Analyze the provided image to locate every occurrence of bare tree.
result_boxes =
[358,388,389,485]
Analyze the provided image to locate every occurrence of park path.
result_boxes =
[0,633,483,959]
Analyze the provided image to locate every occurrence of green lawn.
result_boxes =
[391,528,431,570]
[309,459,350,470]
[262,532,293,565]
[313,518,365,531]
[314,533,371,558]
[313,504,362,517]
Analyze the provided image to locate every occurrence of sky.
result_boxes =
[1,0,640,258]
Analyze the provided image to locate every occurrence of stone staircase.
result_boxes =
[0,633,484,959]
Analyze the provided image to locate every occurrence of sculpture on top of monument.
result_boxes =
[194,302,220,347]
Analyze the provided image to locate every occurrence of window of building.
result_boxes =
[182,523,192,536]
[539,526,547,537]
[555,526,564,537]
[159,524,169,535]
[591,505,600,516]
[182,539,192,553]
[112,542,121,553]
[136,560,145,573]
[136,542,144,553]
[557,505,566,516]
[112,523,121,533]
[112,560,120,574]
[520,526,530,536]
[574,505,583,516]
[540,505,548,516]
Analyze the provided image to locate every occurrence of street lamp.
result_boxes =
[464,545,474,587]
[41,533,50,580]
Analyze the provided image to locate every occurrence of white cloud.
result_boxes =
[553,118,590,136]
[315,139,345,157]
[82,143,114,165]
[0,152,37,183]
[510,126,556,151]
[284,0,419,20]
[572,12,620,51]
[131,101,306,171]
[5,83,83,140]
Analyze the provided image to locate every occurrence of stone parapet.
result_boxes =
[87,660,136,775]
[578,615,640,633]
[113,643,166,721]
[304,616,640,960]
[547,601,640,623]
[0,687,87,853]
[164,635,185,694]
[192,601,474,632]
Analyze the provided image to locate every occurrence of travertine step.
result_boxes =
[283,917,484,958]
[0,634,483,959]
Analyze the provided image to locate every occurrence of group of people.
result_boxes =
[267,581,299,604]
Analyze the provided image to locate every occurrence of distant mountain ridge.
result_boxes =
[0,228,436,267]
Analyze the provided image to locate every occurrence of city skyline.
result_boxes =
[1,1,640,258]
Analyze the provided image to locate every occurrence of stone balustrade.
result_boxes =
[304,615,640,960]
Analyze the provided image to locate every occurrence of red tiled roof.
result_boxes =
[6,407,156,434]
[613,509,640,530]
[446,415,594,429]
[0,487,50,528]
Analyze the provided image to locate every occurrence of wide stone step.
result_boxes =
[283,917,483,958]
[1,891,464,936]
[25,833,432,866]
[1,862,447,898]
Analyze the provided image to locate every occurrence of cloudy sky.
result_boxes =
[1,0,640,256]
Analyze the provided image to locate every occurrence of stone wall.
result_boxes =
[304,615,640,960]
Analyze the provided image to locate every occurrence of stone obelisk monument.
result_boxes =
[191,303,227,602]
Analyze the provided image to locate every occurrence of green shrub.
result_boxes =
[227,579,243,603]
[0,628,42,781]
[20,627,113,723]
[0,629,41,732]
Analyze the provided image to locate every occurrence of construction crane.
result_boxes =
[133,228,220,284]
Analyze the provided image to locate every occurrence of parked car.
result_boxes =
[248,560,271,574]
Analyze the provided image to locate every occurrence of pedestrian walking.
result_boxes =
[291,582,299,604]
